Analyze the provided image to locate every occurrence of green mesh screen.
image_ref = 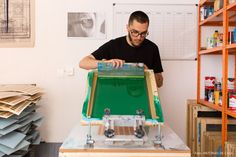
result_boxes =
[91,76,150,119]
[82,71,164,123]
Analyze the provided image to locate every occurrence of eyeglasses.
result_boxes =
[129,29,149,38]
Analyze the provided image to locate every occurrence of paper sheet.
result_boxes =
[0,92,22,100]
[32,134,41,145]
[12,104,37,120]
[0,131,25,149]
[32,118,43,127]
[0,111,13,119]
[31,112,43,122]
[0,101,32,115]
[0,96,30,106]
[0,85,43,96]
[0,118,17,130]
[0,151,4,157]
[0,124,21,136]
[0,140,30,155]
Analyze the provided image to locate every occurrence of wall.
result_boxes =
[0,0,198,142]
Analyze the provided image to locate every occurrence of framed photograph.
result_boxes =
[0,0,35,47]
[68,12,106,39]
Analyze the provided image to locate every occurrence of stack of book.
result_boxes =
[0,84,43,157]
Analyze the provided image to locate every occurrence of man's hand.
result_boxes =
[79,55,125,70]
[143,64,148,69]
[155,73,163,88]
[103,59,125,68]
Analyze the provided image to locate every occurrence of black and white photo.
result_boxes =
[68,12,106,38]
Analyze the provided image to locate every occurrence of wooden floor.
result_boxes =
[24,143,62,157]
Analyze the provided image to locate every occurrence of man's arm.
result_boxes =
[155,73,163,88]
[79,55,99,70]
[79,55,125,70]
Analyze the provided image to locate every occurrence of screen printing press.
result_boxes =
[59,63,190,157]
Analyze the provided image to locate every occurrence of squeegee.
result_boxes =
[97,62,144,77]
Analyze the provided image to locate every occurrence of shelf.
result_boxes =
[226,44,236,53]
[198,0,236,154]
[199,0,214,7]
[226,110,236,118]
[199,46,222,55]
[227,2,236,11]
[199,45,236,54]
[228,11,236,26]
[199,8,223,26]
[198,99,223,112]
[227,43,236,49]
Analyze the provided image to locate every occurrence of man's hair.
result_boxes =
[128,11,149,25]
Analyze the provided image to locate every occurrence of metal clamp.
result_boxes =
[85,118,95,148]
[103,108,115,138]
[153,123,164,149]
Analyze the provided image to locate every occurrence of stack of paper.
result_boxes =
[0,85,44,157]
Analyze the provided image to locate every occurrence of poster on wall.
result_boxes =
[0,0,35,47]
[67,12,106,39]
[113,4,197,60]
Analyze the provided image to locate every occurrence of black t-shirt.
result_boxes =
[92,36,163,73]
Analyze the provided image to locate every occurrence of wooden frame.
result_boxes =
[87,72,98,117]
[203,132,236,157]
[83,70,161,125]
[196,118,236,157]
[145,70,158,119]
[225,142,236,157]
[186,100,216,156]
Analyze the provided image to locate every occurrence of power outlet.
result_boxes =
[65,67,74,76]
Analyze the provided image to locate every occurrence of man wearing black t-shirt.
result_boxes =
[79,11,163,87]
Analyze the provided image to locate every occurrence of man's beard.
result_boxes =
[128,33,142,48]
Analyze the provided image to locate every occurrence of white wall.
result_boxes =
[0,0,198,143]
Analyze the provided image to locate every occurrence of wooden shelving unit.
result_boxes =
[198,99,223,111]
[227,110,236,118]
[199,8,223,26]
[199,46,222,54]
[197,0,236,155]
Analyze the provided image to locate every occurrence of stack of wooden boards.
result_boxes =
[187,99,236,157]
[0,84,44,157]
[225,141,236,157]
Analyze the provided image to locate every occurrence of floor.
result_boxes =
[24,143,62,157]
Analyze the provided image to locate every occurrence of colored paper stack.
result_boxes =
[0,84,44,157]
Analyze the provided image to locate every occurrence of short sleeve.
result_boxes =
[152,46,163,73]
[91,40,112,60]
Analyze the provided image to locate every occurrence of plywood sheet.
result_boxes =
[0,95,30,106]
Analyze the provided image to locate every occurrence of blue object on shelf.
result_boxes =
[217,145,222,157]
[233,28,236,43]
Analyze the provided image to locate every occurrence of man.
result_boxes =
[79,11,163,87]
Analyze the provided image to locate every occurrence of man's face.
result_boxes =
[127,20,149,47]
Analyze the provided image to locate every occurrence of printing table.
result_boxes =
[59,123,190,157]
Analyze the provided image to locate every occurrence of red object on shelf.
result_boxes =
[204,76,216,101]
[204,76,216,89]
[229,92,236,111]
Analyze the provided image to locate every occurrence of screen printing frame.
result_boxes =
[81,70,164,125]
